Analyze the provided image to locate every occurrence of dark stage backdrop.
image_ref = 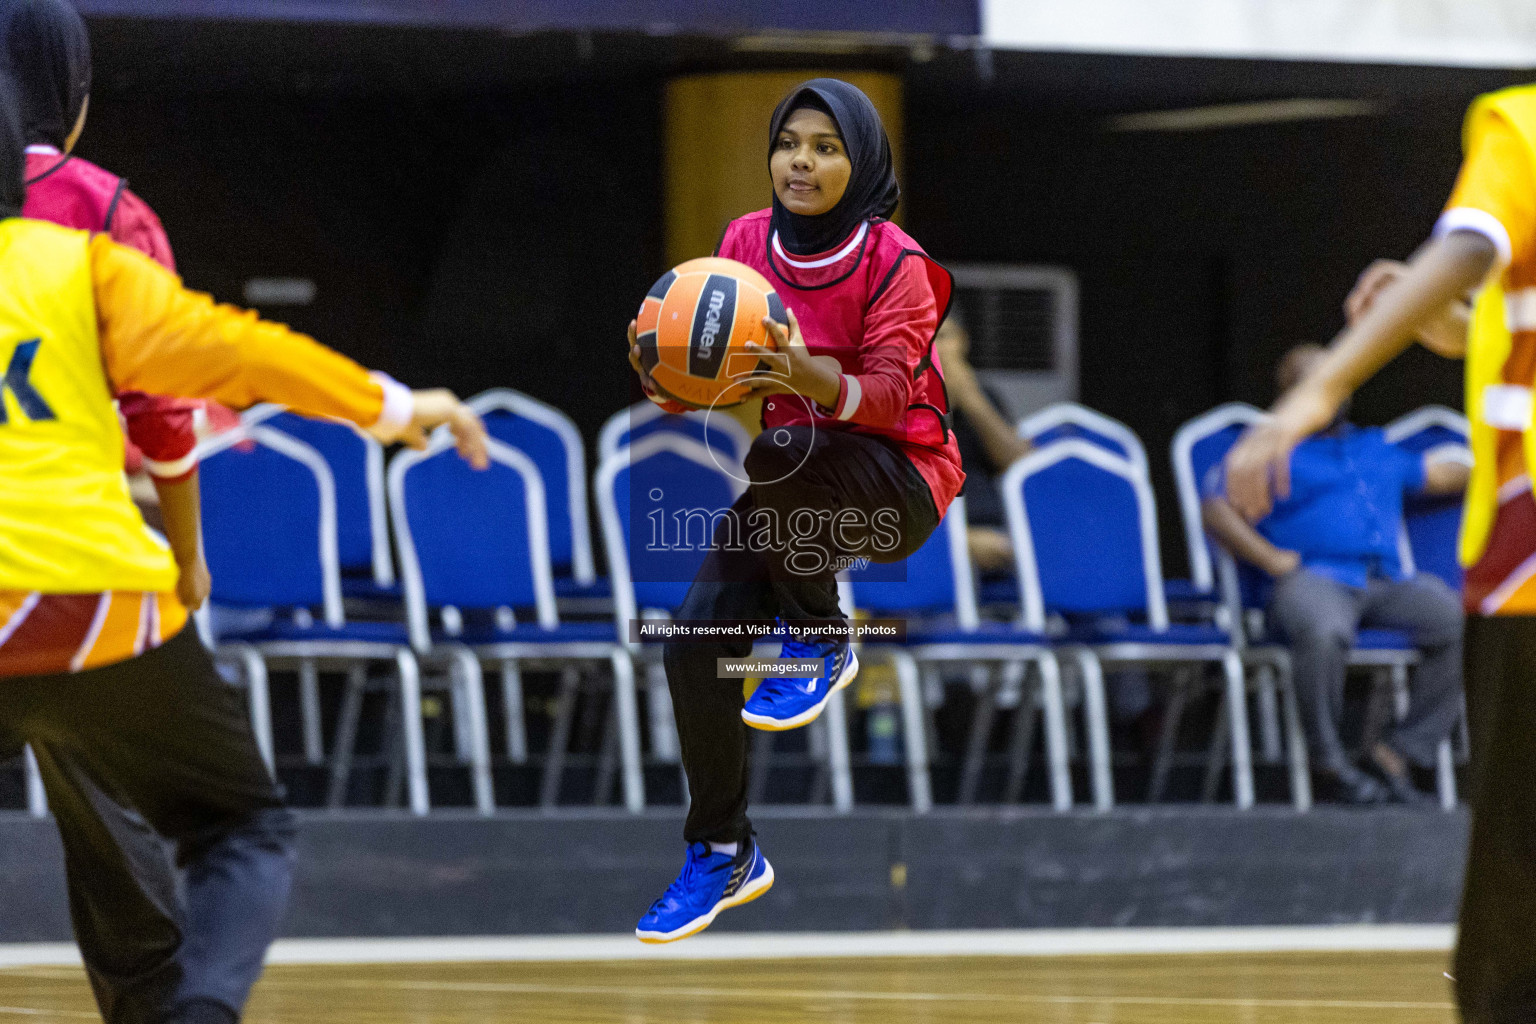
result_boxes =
[78,83,660,449]
[74,26,1529,574]
[905,58,1529,570]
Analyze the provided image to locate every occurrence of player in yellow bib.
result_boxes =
[0,84,486,1024]
[1227,84,1536,1024]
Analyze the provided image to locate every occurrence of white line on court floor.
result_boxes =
[0,925,1456,968]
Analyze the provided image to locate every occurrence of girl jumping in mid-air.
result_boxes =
[627,78,962,942]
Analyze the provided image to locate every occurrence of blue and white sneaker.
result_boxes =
[635,836,775,943]
[740,637,858,732]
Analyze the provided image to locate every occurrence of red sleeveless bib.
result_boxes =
[718,210,964,515]
[23,150,126,234]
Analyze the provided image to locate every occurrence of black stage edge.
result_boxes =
[0,808,1467,941]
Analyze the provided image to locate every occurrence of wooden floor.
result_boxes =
[0,950,1458,1023]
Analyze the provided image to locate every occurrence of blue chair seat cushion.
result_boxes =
[341,577,403,601]
[1068,621,1233,646]
[450,620,620,645]
[1163,578,1215,603]
[554,575,614,599]
[977,576,1020,606]
[899,619,1050,646]
[222,619,411,645]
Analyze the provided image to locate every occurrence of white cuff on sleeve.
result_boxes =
[1434,207,1514,269]
[836,375,862,421]
[142,450,199,480]
[369,372,414,441]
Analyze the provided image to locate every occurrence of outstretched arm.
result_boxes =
[90,237,487,468]
[1225,230,1496,522]
[1345,258,1471,358]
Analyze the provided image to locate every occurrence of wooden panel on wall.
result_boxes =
[664,71,903,267]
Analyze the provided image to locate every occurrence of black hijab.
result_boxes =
[768,78,899,256]
[0,74,23,218]
[0,0,90,150]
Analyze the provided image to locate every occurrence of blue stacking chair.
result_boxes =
[468,389,604,601]
[1008,402,1206,607]
[1184,405,1456,809]
[596,433,744,625]
[234,406,396,775]
[1018,402,1150,477]
[845,497,1072,812]
[259,411,394,593]
[983,403,1153,609]
[1170,403,1264,600]
[391,430,642,812]
[201,424,488,816]
[1169,403,1300,776]
[1003,439,1312,811]
[595,432,856,810]
[598,399,751,467]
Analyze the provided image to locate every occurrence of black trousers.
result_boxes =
[663,426,941,844]
[1456,614,1536,1024]
[0,626,295,1024]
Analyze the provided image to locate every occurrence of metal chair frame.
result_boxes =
[202,425,485,816]
[468,388,598,588]
[391,431,643,813]
[1017,401,1151,478]
[847,498,1072,812]
[1004,439,1267,810]
[1169,402,1264,596]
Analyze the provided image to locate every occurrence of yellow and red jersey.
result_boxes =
[1440,85,1536,614]
[0,217,411,674]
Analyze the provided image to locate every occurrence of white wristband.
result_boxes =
[836,375,862,421]
[142,450,199,480]
[368,372,414,441]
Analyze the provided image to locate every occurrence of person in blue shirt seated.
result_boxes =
[1203,344,1470,804]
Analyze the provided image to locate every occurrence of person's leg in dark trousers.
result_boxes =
[25,746,184,1024]
[1359,574,1464,769]
[664,487,777,846]
[744,426,939,617]
[663,427,940,844]
[1267,568,1366,776]
[1455,615,1536,1024]
[0,627,294,1024]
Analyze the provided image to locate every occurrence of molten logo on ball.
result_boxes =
[688,276,737,380]
[636,257,781,409]
[698,290,726,352]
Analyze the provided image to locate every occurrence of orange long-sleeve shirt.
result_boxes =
[0,232,411,676]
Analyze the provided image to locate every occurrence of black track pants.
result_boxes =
[0,626,294,1024]
[663,426,940,844]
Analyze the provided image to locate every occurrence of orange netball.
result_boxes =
[635,256,784,409]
